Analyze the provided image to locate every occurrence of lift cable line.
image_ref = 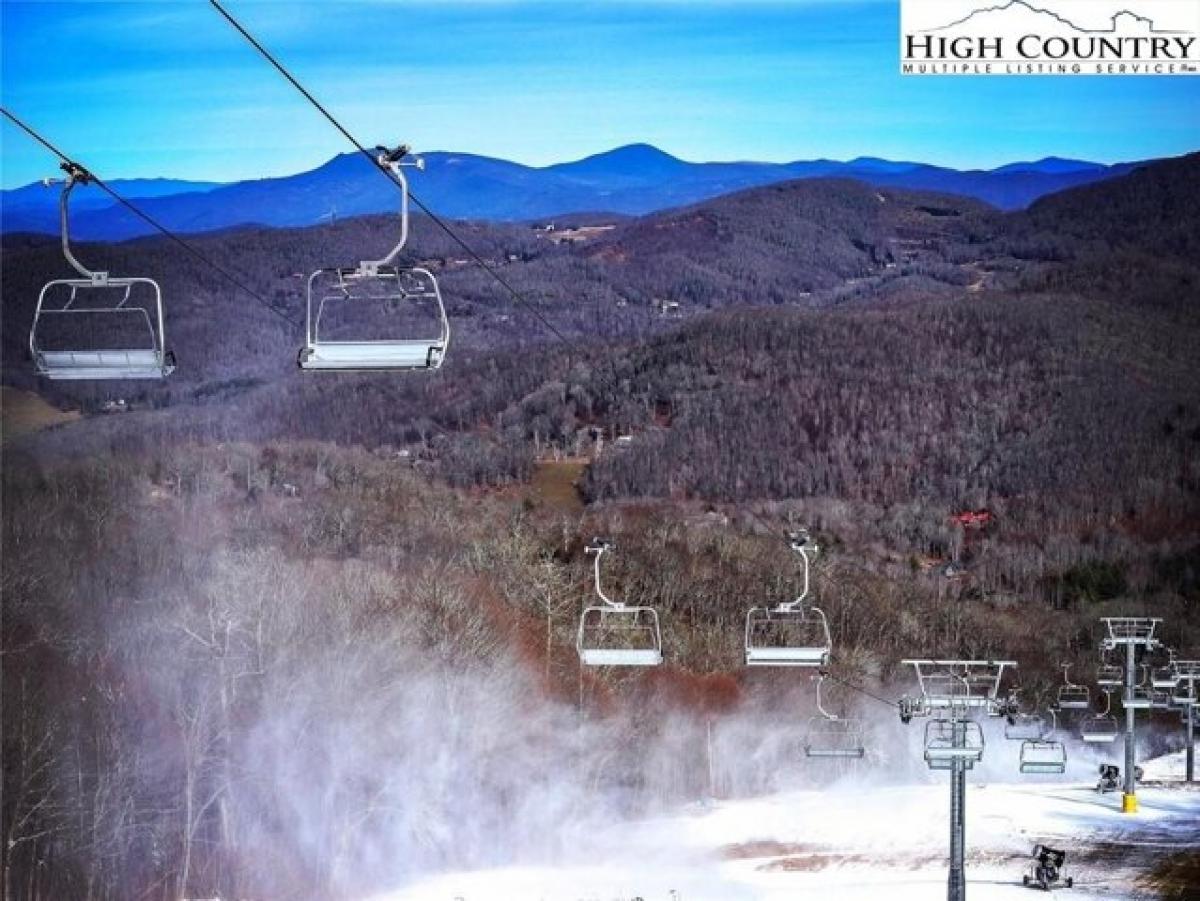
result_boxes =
[208,0,573,350]
[1,107,300,329]
[823,669,902,711]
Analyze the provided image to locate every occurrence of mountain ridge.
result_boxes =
[0,144,1151,241]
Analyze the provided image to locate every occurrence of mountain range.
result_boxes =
[0,143,1142,241]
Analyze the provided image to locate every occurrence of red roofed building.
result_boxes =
[951,510,993,529]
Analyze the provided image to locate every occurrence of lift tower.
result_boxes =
[1172,660,1200,782]
[1100,617,1161,813]
[900,659,1016,901]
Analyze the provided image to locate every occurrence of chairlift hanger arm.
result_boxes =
[1061,662,1081,688]
[783,529,818,609]
[54,164,102,282]
[585,538,620,609]
[814,672,840,721]
[358,143,427,273]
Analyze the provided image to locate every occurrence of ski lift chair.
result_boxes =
[1151,652,1180,689]
[745,530,831,667]
[1020,740,1067,775]
[1096,656,1123,689]
[1079,692,1118,744]
[299,145,449,372]
[1005,711,1046,742]
[924,719,984,770]
[576,539,663,667]
[1020,710,1066,775]
[1123,690,1153,710]
[804,673,866,759]
[1122,666,1154,710]
[1056,664,1090,710]
[30,164,175,380]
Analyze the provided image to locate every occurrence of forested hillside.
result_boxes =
[3,156,1199,899]
[0,178,991,399]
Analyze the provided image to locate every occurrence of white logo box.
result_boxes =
[900,0,1200,75]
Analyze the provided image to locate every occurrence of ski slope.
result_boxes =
[376,752,1199,901]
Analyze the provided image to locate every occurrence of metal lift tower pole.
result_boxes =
[1101,617,1161,814]
[1177,663,1200,783]
[1189,699,1196,783]
[948,720,966,901]
[902,659,1014,901]
[1123,637,1137,812]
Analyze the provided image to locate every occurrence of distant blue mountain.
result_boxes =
[0,178,224,234]
[841,157,922,174]
[0,144,1145,240]
[991,157,1107,175]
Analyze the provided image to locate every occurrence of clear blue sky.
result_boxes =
[2,0,1198,188]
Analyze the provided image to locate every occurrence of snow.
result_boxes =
[373,751,1199,901]
[1141,747,1196,783]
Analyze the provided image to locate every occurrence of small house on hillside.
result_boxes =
[951,509,993,529]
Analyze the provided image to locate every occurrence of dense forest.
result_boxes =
[2,154,1199,898]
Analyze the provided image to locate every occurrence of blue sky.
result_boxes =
[1,0,1198,188]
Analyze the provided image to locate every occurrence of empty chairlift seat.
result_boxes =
[1151,657,1180,689]
[745,605,831,667]
[1056,664,1090,710]
[924,719,984,770]
[576,606,663,667]
[1079,716,1119,743]
[1096,663,1123,688]
[1020,739,1067,775]
[32,283,175,380]
[299,266,448,371]
[804,717,865,759]
[1005,712,1045,742]
[804,674,865,759]
[1057,685,1090,709]
[1080,692,1119,743]
[576,539,663,667]
[298,145,450,373]
[31,165,174,381]
[1123,686,1155,710]
[745,529,831,667]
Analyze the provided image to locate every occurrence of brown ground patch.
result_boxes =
[721,841,820,860]
[729,845,1025,875]
[1136,849,1200,901]
[0,387,80,441]
[527,460,587,514]
[762,852,945,873]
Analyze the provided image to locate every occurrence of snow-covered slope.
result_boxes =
[376,753,1199,901]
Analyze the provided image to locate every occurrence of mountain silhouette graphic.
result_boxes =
[923,0,1185,34]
